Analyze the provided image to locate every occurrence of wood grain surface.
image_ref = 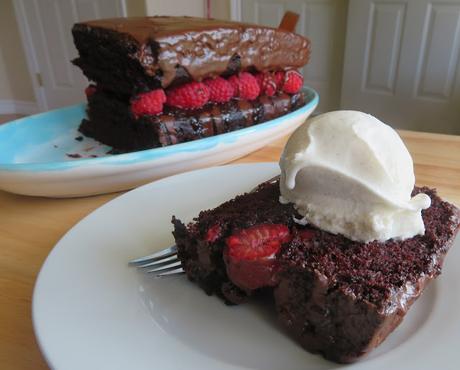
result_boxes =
[0,130,459,369]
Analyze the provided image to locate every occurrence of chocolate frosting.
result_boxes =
[77,16,311,88]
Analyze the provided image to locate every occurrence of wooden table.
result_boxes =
[1,130,459,369]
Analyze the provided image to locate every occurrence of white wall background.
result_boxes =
[0,0,36,113]
[145,0,205,17]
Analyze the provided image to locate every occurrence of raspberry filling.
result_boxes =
[166,81,210,109]
[223,224,292,291]
[86,70,304,117]
[130,89,167,117]
[84,84,97,98]
[205,224,222,243]
[204,77,234,103]
[228,72,260,100]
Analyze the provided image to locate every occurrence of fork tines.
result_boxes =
[129,245,184,277]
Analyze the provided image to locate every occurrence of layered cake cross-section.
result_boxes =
[71,15,311,152]
[172,111,460,363]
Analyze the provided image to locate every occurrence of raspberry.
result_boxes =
[228,75,240,96]
[85,85,97,98]
[166,81,210,109]
[274,71,285,89]
[282,70,303,94]
[205,224,222,242]
[204,77,234,103]
[254,73,264,89]
[255,72,277,96]
[228,72,260,100]
[130,89,166,117]
[226,224,290,259]
[224,224,291,291]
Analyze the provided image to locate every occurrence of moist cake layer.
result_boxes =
[72,16,311,93]
[81,88,305,151]
[275,187,459,362]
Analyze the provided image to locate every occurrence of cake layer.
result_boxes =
[275,187,459,362]
[72,16,311,94]
[173,181,298,303]
[172,181,460,362]
[81,89,305,152]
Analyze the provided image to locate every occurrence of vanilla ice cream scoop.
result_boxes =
[279,110,431,243]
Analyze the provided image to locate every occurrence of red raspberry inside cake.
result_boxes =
[224,223,291,291]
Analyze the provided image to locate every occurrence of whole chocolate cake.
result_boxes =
[71,16,311,152]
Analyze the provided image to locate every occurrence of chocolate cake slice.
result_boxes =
[71,15,311,152]
[172,181,460,363]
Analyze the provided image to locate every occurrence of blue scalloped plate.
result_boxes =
[0,87,318,197]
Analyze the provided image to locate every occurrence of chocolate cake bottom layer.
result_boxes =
[80,89,305,152]
[172,182,460,363]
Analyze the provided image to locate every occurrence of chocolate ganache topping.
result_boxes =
[76,16,311,88]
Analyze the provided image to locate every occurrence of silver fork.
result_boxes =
[129,244,182,277]
[129,174,281,277]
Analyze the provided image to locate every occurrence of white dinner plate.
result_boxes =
[33,163,460,370]
[0,88,317,198]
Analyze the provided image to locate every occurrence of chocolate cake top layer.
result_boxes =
[180,182,459,310]
[73,16,311,88]
[190,181,299,237]
[280,187,460,312]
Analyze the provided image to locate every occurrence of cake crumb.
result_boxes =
[66,153,81,158]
